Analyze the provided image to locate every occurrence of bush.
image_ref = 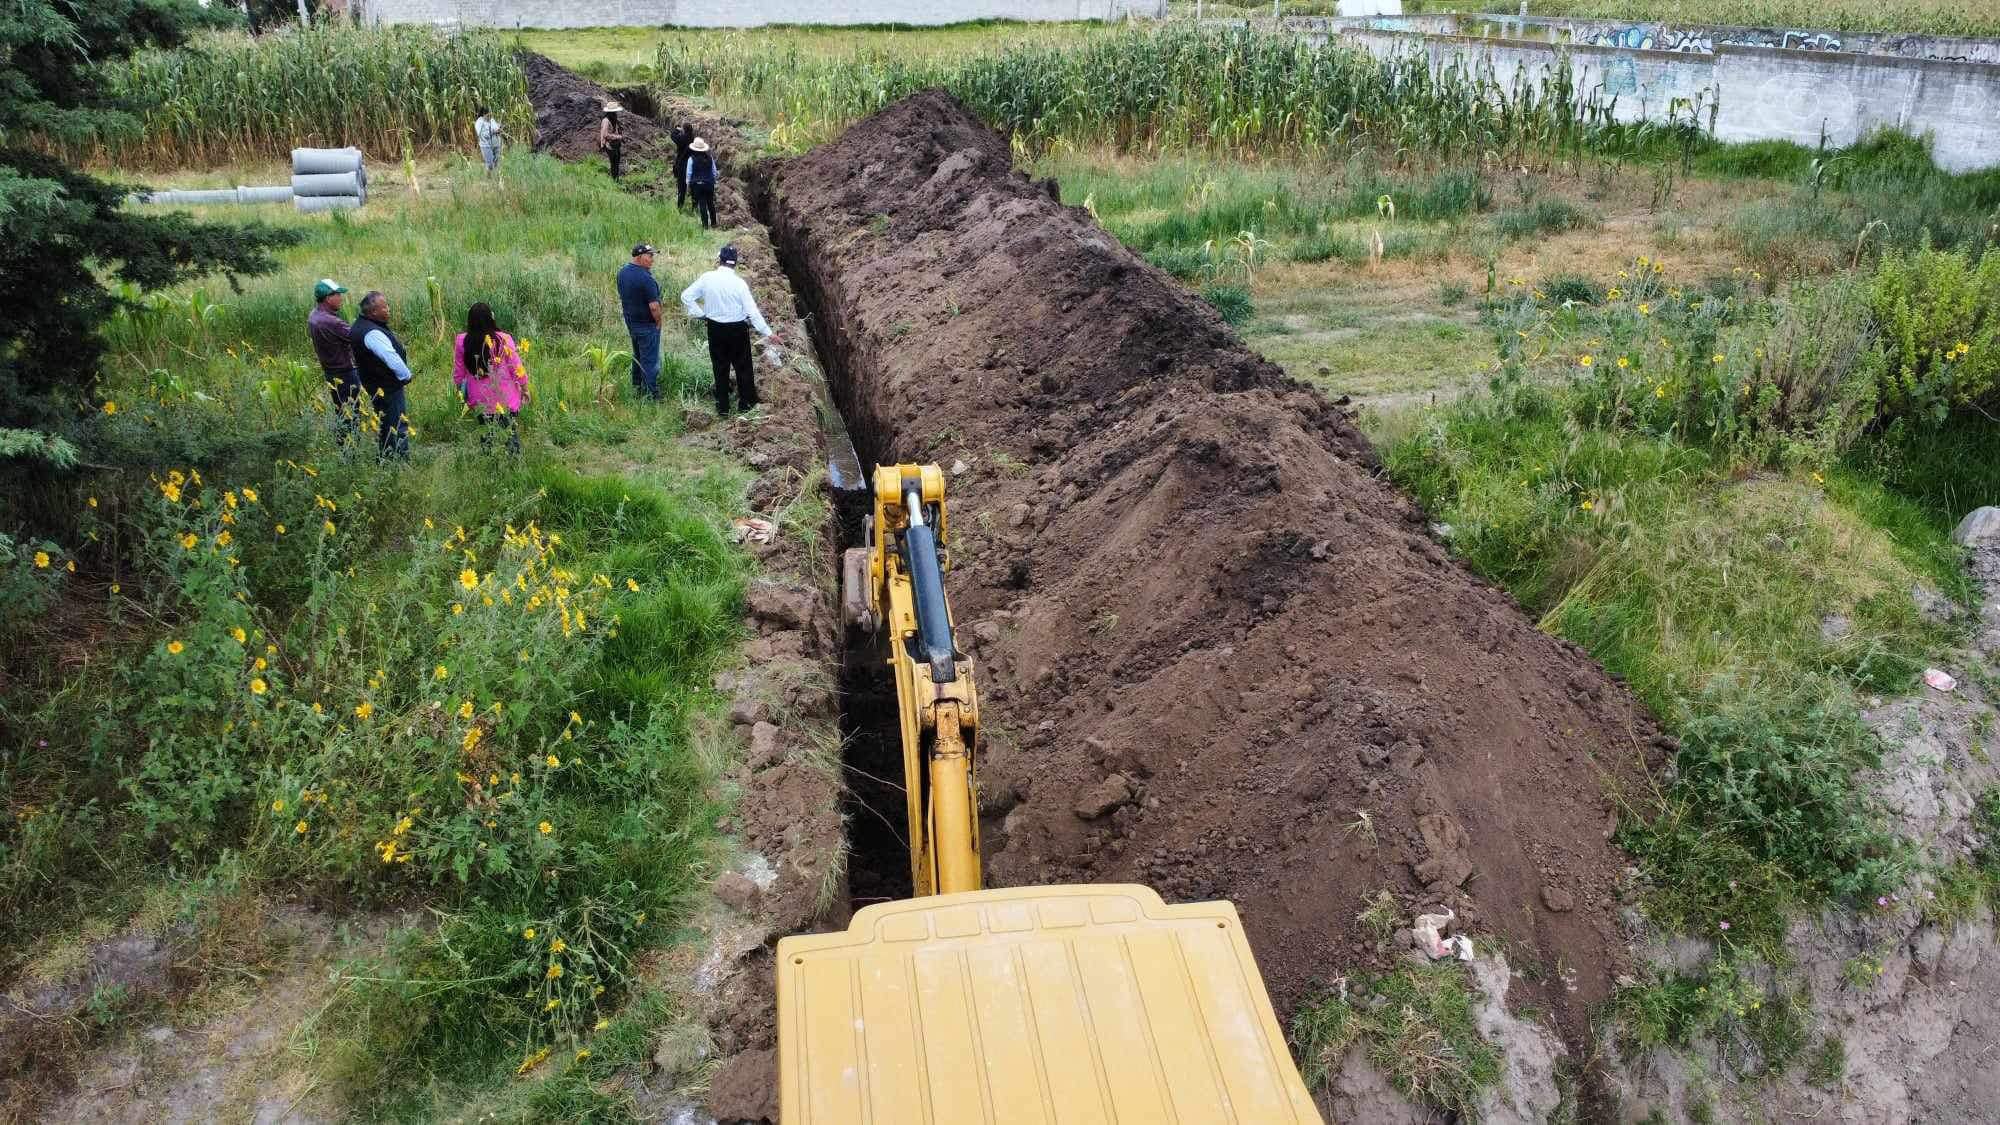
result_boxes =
[1868,244,2000,422]
[1144,245,1210,280]
[1495,198,1594,240]
[1201,283,1253,326]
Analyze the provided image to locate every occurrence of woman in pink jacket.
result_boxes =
[452,302,528,453]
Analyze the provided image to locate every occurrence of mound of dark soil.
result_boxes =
[754,91,1662,1044]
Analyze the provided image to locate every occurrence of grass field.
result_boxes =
[4,152,759,1118]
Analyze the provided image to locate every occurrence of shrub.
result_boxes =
[1144,245,1210,280]
[1495,198,1594,240]
[1201,283,1253,326]
[1868,244,2000,422]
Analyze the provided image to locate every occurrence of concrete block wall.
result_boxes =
[1322,26,2000,171]
[357,0,1163,27]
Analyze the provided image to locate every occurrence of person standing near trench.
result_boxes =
[618,243,664,401]
[599,101,625,181]
[352,291,415,460]
[307,279,360,446]
[685,137,718,229]
[681,244,779,417]
[671,122,696,210]
[474,105,503,176]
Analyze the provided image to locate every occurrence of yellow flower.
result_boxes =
[167,640,185,655]
[295,820,308,835]
[635,912,646,924]
[626,578,639,592]
[275,523,286,535]
[102,401,118,415]
[223,491,238,509]
[254,656,267,671]
[434,664,449,681]
[231,627,247,644]
[546,963,564,979]
[65,560,75,573]
[544,998,559,1011]
[1607,287,1622,300]
[323,520,336,535]
[523,927,537,940]
[32,551,49,569]
[1637,303,1650,316]
[574,1048,590,1062]
[110,583,120,594]
[459,568,479,590]
[355,700,374,719]
[1578,355,1593,369]
[458,700,474,720]
[1616,356,1630,369]
[1654,384,1666,398]
[451,602,464,615]
[87,496,97,508]
[179,533,198,550]
[550,938,567,954]
[593,1017,609,1031]
[538,821,553,835]
[215,530,232,547]
[463,728,483,752]
[546,754,561,769]
[241,488,257,504]
[272,798,286,813]
[1580,498,1595,512]
[1812,471,1825,483]
[568,711,582,725]
[1712,354,1725,365]
[250,677,268,695]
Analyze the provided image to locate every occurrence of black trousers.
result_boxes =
[675,153,690,207]
[706,319,756,414]
[606,140,623,180]
[691,183,716,228]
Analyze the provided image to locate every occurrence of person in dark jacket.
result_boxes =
[685,137,718,229]
[617,244,664,400]
[351,291,415,459]
[671,123,696,210]
[599,102,625,181]
[307,278,360,445]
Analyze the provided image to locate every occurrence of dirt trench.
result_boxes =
[748,90,1669,1070]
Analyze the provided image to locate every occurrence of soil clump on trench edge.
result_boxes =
[753,89,1667,1074]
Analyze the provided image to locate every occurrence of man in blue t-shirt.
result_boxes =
[617,243,665,400]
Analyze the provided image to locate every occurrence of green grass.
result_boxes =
[1291,964,1501,1118]
[0,152,759,1115]
[1521,0,2000,38]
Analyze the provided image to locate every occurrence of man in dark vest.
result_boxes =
[351,290,415,459]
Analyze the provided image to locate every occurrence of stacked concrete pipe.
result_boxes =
[132,147,368,212]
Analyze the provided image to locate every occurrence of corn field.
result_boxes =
[657,26,1623,164]
[58,28,530,168]
[1522,0,2000,38]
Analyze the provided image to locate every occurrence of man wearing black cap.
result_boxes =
[680,244,779,417]
[617,243,664,400]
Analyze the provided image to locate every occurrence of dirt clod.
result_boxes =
[1073,774,1135,820]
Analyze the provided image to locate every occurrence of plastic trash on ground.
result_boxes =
[1925,668,1957,692]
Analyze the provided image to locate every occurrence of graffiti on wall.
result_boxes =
[1572,22,1844,55]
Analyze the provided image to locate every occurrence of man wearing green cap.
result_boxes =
[308,279,360,445]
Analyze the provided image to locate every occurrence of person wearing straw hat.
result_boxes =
[685,137,718,229]
[599,101,626,181]
[306,278,361,446]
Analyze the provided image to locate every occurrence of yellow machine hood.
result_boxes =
[776,883,1323,1124]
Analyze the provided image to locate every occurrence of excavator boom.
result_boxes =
[779,465,1322,1123]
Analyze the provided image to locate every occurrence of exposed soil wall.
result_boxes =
[752,91,1666,1054]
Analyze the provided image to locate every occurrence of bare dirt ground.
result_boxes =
[754,91,1668,1071]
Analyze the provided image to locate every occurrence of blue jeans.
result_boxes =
[480,141,501,172]
[367,380,410,459]
[628,324,661,400]
[324,366,361,445]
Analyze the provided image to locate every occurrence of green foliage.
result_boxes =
[1495,197,1595,240]
[1292,965,1501,1119]
[1611,959,1810,1078]
[1868,244,2000,422]
[1521,0,2000,38]
[661,24,1623,162]
[55,26,532,167]
[1201,282,1253,325]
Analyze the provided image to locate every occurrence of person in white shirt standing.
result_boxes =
[680,244,781,417]
[474,106,503,176]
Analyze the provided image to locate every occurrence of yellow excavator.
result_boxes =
[776,465,1322,1123]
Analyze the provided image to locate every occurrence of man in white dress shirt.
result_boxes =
[680,244,781,417]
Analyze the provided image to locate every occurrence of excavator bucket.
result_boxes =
[777,884,1323,1124]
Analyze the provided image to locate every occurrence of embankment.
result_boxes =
[752,90,1666,1054]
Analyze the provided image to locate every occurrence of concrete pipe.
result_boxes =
[291,147,365,175]
[236,185,296,204]
[291,171,367,198]
[295,195,363,214]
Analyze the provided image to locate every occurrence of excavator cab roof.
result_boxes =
[777,883,1323,1124]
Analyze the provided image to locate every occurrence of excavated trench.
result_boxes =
[746,94,1672,1108]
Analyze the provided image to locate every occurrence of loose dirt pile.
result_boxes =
[755,91,1664,1046]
